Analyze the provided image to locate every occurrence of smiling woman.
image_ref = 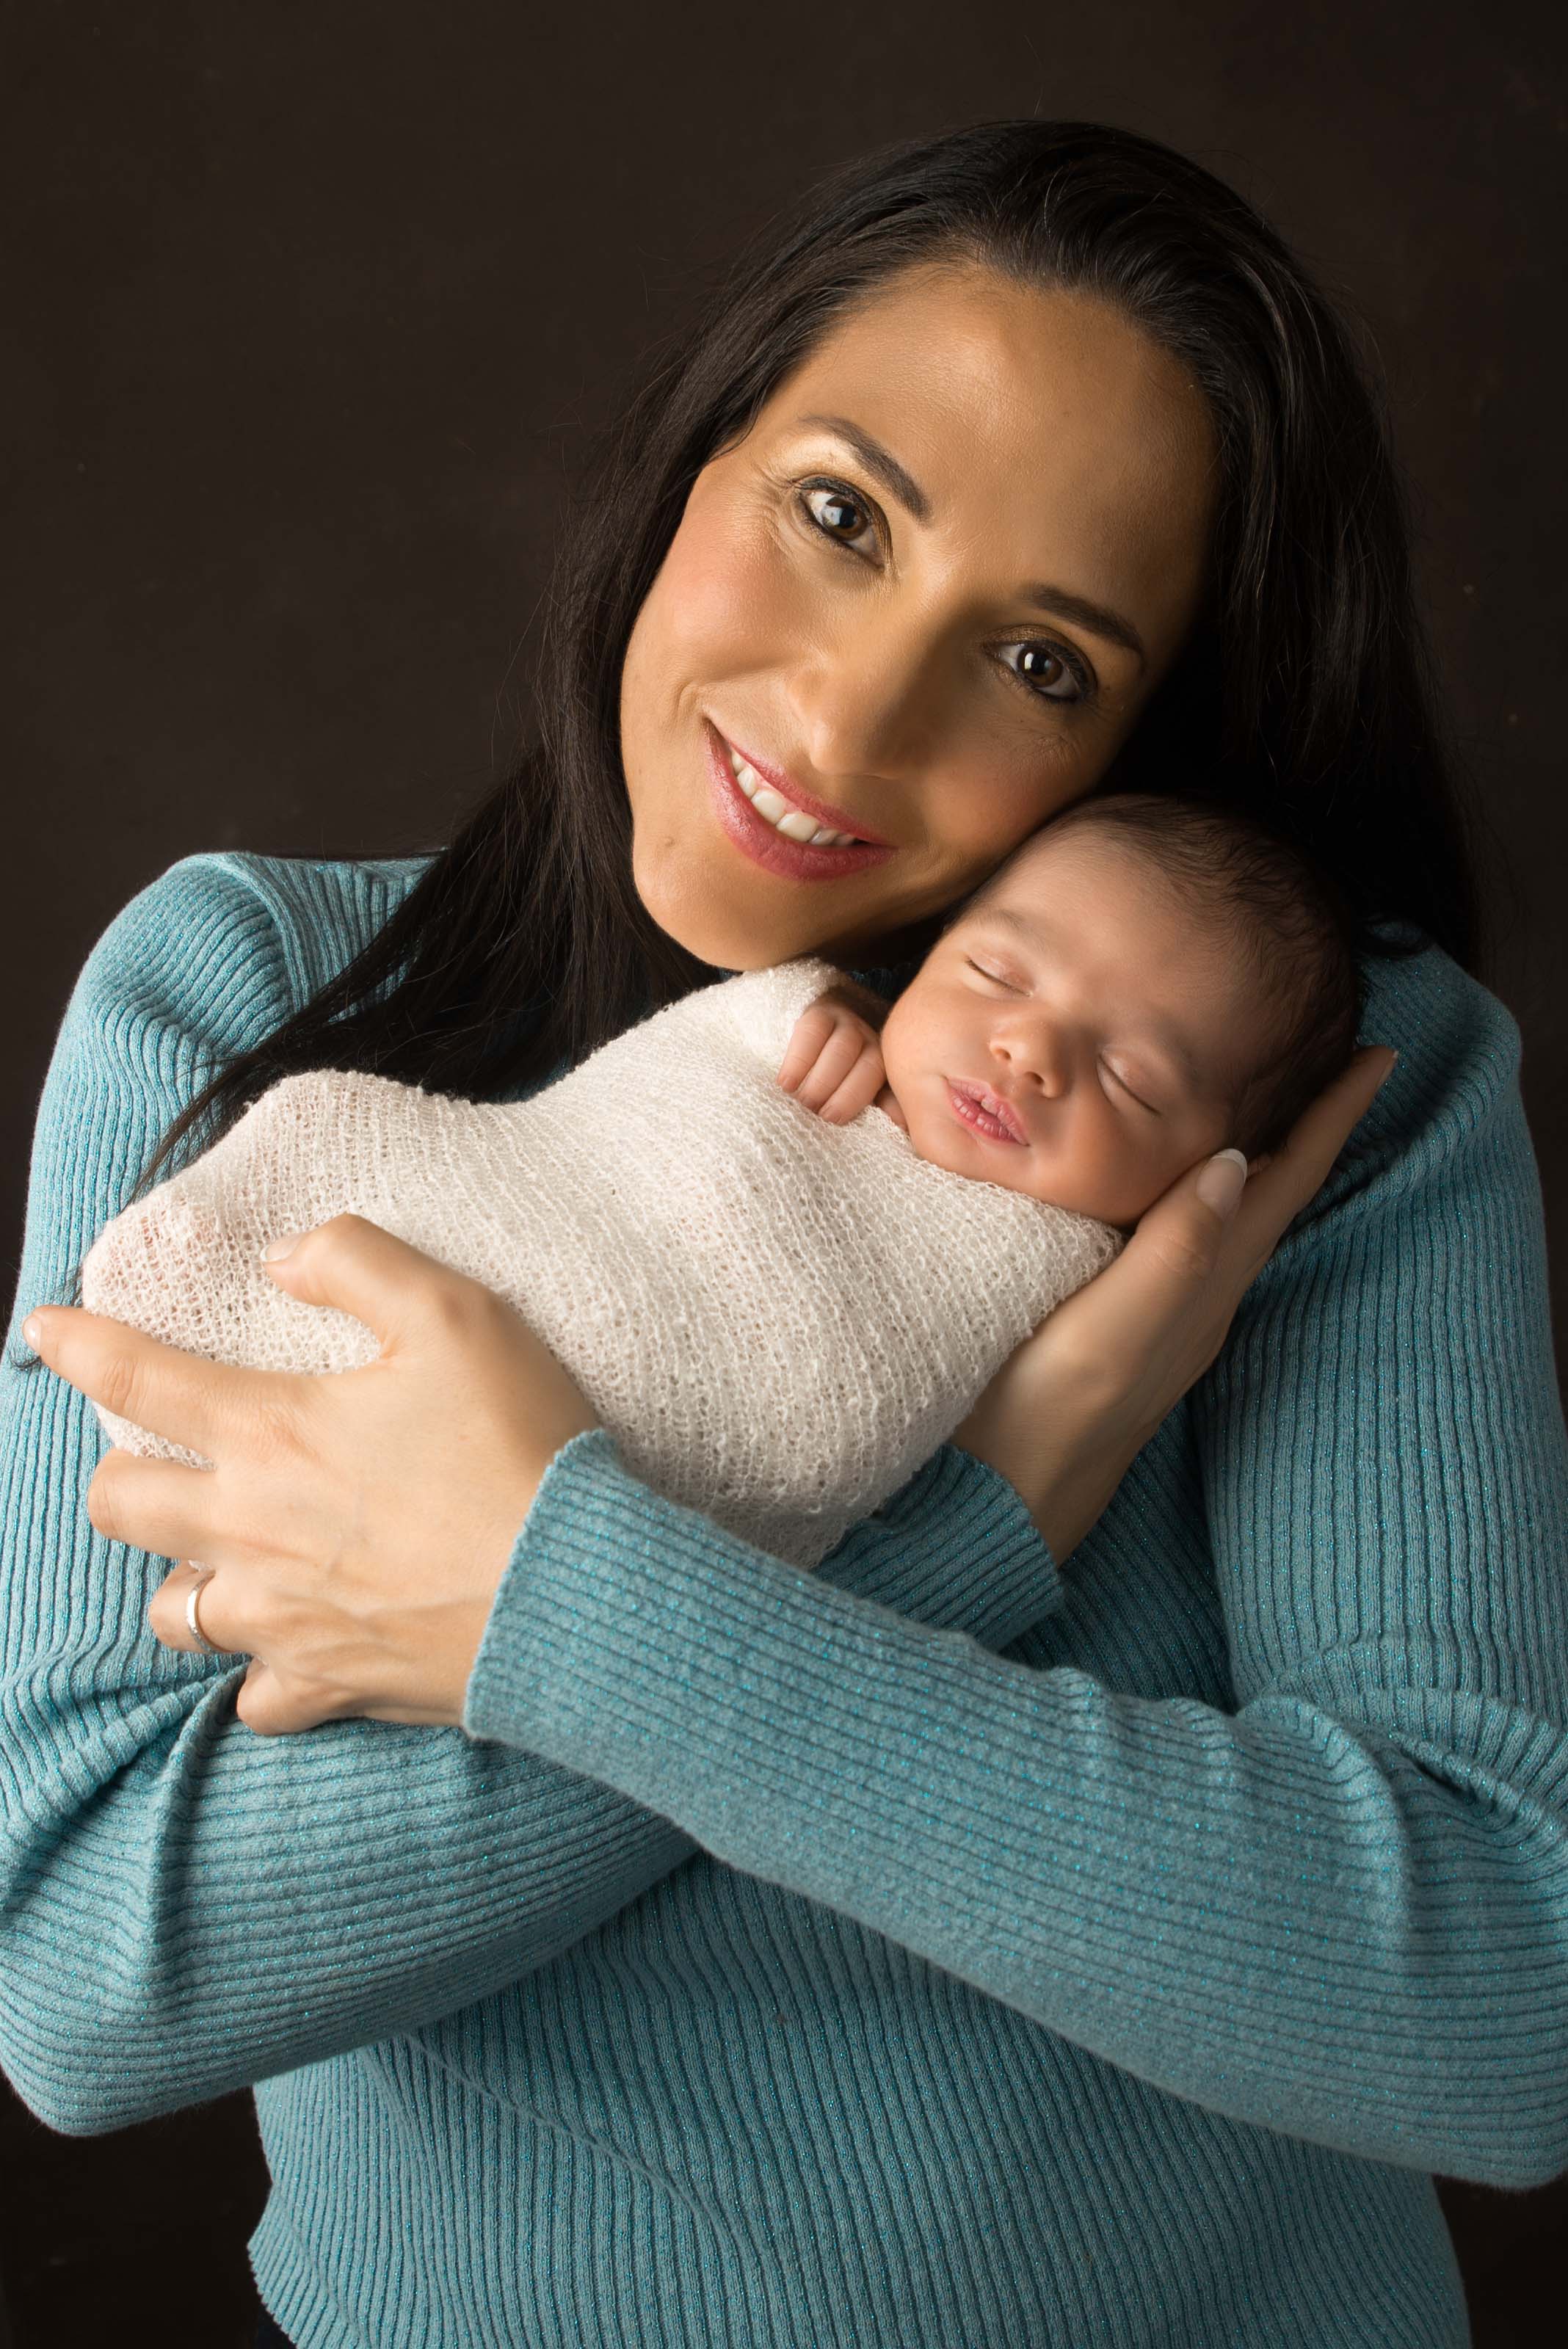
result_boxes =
[3,118,1566,2349]
[617,266,1212,970]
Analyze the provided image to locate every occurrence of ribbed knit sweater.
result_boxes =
[3,850,1567,2349]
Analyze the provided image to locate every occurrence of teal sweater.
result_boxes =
[3,852,1567,2349]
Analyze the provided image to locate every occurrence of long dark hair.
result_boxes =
[134,117,1478,1199]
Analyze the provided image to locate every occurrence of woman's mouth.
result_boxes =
[705,722,896,884]
[946,1079,1029,1145]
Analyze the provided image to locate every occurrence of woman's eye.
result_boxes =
[798,480,880,557]
[999,640,1092,705]
[965,958,1017,988]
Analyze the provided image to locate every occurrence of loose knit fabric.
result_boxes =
[4,851,1568,2349]
[79,955,1119,1571]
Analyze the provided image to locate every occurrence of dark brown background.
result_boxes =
[2,2,1563,2342]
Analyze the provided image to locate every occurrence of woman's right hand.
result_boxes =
[950,1045,1397,1561]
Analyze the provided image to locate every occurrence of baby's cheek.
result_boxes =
[874,995,920,1102]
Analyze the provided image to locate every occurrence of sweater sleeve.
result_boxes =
[0,857,1064,2136]
[464,949,1568,2193]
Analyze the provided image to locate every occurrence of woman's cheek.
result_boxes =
[653,492,803,683]
[936,733,1111,875]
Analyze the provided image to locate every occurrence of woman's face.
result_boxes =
[618,259,1218,970]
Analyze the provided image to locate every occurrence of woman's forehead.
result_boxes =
[763,261,1216,631]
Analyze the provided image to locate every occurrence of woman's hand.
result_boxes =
[951,1046,1398,1561]
[22,1216,600,1735]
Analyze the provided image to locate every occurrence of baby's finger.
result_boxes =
[791,1023,874,1113]
[777,1006,837,1093]
[815,1047,888,1125]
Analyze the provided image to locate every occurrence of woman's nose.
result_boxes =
[788,609,945,786]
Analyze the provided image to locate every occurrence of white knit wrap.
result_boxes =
[81,956,1122,1569]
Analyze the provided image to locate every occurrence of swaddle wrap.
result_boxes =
[81,956,1122,1570]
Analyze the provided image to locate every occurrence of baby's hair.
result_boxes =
[950,792,1366,1160]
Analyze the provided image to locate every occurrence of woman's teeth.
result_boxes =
[728,749,861,846]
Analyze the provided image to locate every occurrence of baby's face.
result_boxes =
[878,826,1277,1226]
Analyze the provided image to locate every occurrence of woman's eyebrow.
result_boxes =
[796,413,932,522]
[1019,584,1146,667]
[795,412,1145,667]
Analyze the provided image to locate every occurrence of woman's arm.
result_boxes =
[0,857,1066,2134]
[460,949,1568,2191]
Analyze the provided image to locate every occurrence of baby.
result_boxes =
[779,789,1360,1230]
[81,792,1359,1573]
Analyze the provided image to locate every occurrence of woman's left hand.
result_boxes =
[23,1216,600,1735]
[951,1047,1396,1561]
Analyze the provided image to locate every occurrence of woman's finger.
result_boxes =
[22,1306,277,1458]
[87,1450,225,1563]
[235,1660,321,1736]
[148,1560,247,1658]
[260,1213,481,1351]
[1042,1047,1395,1387]
[1230,1045,1397,1263]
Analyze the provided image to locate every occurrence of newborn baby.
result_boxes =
[81,793,1358,1572]
[783,788,1361,1227]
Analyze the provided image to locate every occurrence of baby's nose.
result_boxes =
[994,1025,1069,1097]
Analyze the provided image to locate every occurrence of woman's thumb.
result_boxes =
[1128,1149,1249,1294]
[261,1213,444,1348]
[1191,1148,1249,1225]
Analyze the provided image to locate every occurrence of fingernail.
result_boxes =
[1195,1148,1249,1219]
[263,1232,302,1262]
[21,1313,43,1354]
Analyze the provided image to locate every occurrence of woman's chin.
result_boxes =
[633,861,841,974]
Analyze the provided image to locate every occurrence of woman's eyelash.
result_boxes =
[965,958,1017,987]
[998,639,1093,705]
[794,477,1093,705]
[796,478,882,555]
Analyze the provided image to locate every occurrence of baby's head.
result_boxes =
[878,793,1363,1227]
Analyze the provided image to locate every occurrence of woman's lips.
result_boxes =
[725,735,896,847]
[947,1078,1029,1145]
[704,722,896,885]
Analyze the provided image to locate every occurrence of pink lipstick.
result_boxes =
[705,721,896,885]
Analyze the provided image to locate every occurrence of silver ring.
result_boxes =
[185,1567,223,1658]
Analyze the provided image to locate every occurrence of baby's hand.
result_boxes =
[777,984,891,1125]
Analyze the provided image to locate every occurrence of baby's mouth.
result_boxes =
[946,1079,1029,1145]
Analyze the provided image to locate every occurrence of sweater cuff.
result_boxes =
[462,1428,1059,1754]
[813,1441,1064,1645]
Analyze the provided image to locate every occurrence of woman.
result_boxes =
[4,120,1565,2348]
